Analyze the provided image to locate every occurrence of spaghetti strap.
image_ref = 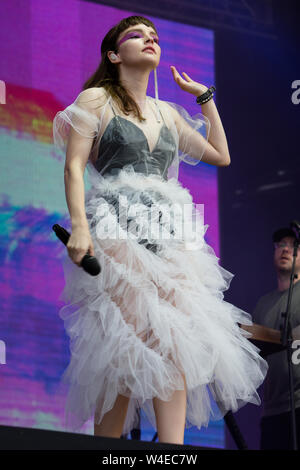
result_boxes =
[108,99,117,117]
[108,97,125,132]
[146,96,166,126]
[109,94,165,127]
[154,99,166,125]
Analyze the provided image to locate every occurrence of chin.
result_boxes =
[140,54,159,64]
[277,266,291,273]
[144,57,158,64]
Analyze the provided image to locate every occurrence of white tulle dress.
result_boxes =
[53,87,268,435]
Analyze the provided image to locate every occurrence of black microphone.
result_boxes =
[52,224,101,276]
[290,220,300,239]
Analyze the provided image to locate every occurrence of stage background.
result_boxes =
[1,0,299,451]
[0,0,222,448]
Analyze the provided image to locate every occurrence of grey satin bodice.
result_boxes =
[94,100,176,181]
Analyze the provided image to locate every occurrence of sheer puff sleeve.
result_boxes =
[165,100,211,166]
[52,87,107,156]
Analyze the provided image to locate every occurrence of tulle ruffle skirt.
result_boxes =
[57,163,268,435]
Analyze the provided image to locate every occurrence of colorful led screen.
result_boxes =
[0,0,221,448]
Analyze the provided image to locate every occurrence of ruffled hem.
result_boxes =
[57,164,268,435]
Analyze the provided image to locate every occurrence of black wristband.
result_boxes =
[196,86,216,105]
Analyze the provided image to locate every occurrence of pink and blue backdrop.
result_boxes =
[0,0,222,447]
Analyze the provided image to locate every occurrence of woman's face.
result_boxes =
[113,23,161,69]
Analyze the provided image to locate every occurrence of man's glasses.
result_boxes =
[274,241,298,250]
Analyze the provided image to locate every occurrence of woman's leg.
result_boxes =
[153,374,187,445]
[94,394,130,438]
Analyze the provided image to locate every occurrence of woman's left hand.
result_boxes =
[170,66,208,97]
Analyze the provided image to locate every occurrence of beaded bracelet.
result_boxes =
[196,86,216,105]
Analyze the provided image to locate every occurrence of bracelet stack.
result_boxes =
[196,86,216,105]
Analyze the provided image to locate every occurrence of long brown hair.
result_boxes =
[82,16,158,122]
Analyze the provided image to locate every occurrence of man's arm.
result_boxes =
[251,297,263,325]
[292,325,300,340]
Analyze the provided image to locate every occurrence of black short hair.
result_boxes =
[272,227,296,243]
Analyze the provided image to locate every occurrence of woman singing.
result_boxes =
[53,15,268,445]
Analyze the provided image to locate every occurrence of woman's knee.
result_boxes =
[94,393,130,437]
[95,393,130,422]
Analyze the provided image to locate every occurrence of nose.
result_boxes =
[282,246,293,257]
[145,36,154,44]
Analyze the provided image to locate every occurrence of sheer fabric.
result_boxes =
[53,88,268,436]
[53,87,210,182]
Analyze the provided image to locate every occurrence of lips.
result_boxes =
[281,257,289,260]
[142,47,155,53]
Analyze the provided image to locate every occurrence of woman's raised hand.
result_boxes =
[67,227,95,267]
[170,66,208,97]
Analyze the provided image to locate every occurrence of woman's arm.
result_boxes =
[63,121,95,263]
[60,87,106,264]
[197,97,231,166]
[64,162,94,264]
[167,99,231,167]
[64,123,95,229]
[64,87,104,229]
[64,165,90,230]
[169,66,231,166]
